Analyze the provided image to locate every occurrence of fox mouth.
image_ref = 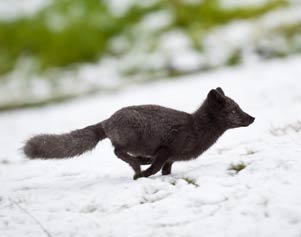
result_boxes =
[232,116,255,127]
[240,116,255,127]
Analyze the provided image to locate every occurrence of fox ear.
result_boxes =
[207,89,225,105]
[216,87,225,95]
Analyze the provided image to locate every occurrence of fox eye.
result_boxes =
[231,110,236,114]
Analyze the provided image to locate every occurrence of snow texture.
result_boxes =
[1,57,301,237]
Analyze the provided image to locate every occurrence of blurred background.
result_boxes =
[0,0,301,111]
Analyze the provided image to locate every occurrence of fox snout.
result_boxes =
[240,114,255,127]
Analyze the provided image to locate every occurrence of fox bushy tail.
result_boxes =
[23,122,106,159]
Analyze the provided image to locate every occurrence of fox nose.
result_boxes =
[241,114,255,126]
[250,116,255,123]
[245,115,255,125]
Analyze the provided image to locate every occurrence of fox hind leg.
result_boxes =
[134,148,170,180]
[114,148,141,175]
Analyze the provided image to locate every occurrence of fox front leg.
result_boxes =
[134,148,170,180]
[162,161,173,175]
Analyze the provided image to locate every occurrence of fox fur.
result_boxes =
[24,87,255,180]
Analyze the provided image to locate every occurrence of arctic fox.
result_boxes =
[24,87,255,180]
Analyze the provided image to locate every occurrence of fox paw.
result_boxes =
[162,170,171,176]
[133,173,144,180]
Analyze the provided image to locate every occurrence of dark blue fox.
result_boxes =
[24,87,255,179]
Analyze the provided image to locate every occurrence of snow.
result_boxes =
[141,11,173,31]
[203,5,301,66]
[1,57,301,237]
[0,0,50,20]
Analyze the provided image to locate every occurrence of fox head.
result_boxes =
[206,87,255,129]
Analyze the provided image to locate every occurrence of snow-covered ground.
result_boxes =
[1,57,301,237]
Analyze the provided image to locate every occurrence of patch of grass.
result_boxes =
[246,149,257,155]
[228,162,247,174]
[182,177,199,187]
[0,0,160,75]
[226,50,242,66]
[0,0,289,76]
[276,22,301,39]
[167,0,288,47]
[170,0,287,28]
[241,149,258,156]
